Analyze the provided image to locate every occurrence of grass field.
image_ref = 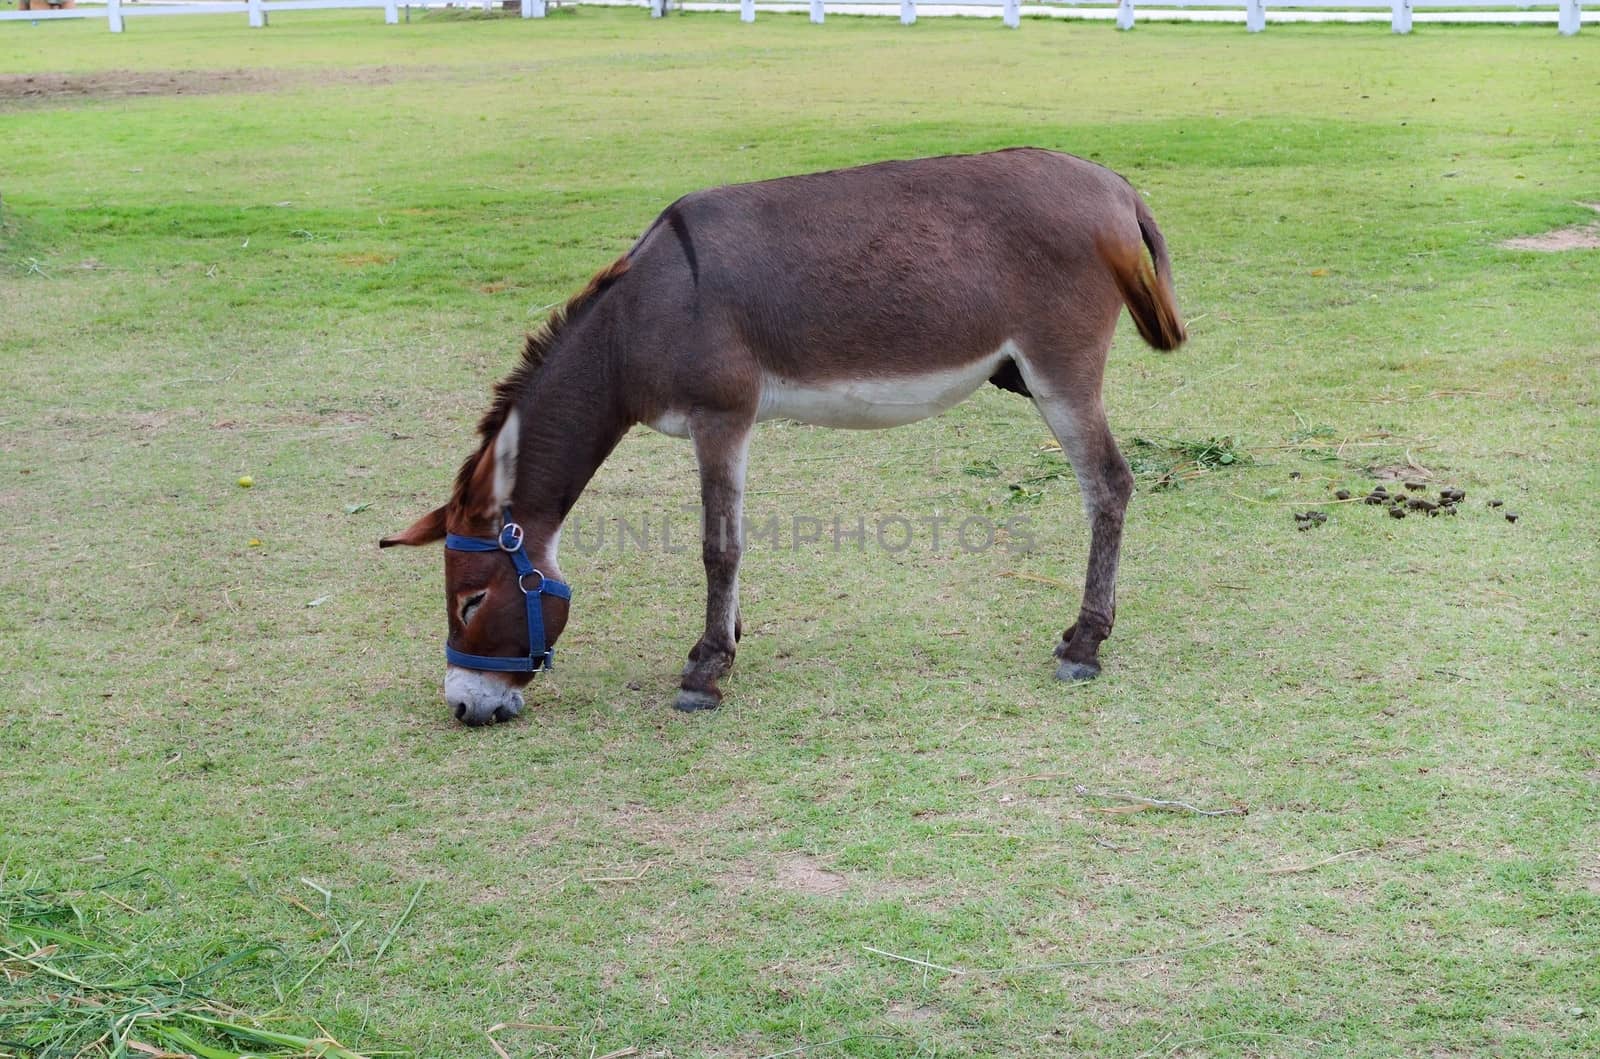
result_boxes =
[3,9,1599,1057]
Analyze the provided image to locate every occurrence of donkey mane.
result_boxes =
[448,254,632,511]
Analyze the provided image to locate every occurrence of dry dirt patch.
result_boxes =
[0,67,429,109]
[1501,203,1600,252]
[721,853,848,897]
[776,854,848,896]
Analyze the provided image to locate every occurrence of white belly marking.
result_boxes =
[648,411,692,438]
[756,345,1013,430]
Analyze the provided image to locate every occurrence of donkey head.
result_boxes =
[379,411,570,726]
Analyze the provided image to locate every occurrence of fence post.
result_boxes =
[247,0,266,28]
[1246,0,1265,31]
[741,0,754,20]
[1390,0,1410,31]
[384,0,398,22]
[1003,0,1018,27]
[901,0,914,24]
[1559,0,1580,34]
[651,0,665,16]
[522,0,545,16]
[1116,0,1133,29]
[107,0,123,32]
[810,0,823,21]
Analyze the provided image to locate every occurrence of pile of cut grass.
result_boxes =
[0,871,384,1059]
[965,434,1250,507]
[1124,434,1249,489]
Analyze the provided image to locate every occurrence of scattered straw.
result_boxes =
[861,946,965,976]
[283,894,324,921]
[976,778,1248,818]
[997,570,1074,589]
[1137,1029,1323,1057]
[1075,786,1247,818]
[582,863,654,884]
[977,771,1076,794]
[1228,492,1362,506]
[1264,849,1371,876]
[757,1034,912,1059]
[863,933,1248,979]
[485,1021,578,1058]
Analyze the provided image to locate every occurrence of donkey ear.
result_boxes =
[379,505,447,548]
[490,409,519,512]
[455,409,521,521]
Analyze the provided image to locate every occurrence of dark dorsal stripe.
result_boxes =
[666,205,699,287]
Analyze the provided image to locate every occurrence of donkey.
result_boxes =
[381,148,1185,725]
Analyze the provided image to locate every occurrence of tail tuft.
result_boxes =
[1100,198,1186,352]
[1111,252,1187,351]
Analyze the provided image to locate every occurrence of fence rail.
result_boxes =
[681,0,1587,31]
[0,0,1586,34]
[0,0,400,29]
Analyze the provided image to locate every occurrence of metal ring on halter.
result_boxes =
[499,522,525,552]
[519,570,545,595]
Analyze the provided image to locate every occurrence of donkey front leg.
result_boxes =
[1032,392,1134,683]
[675,414,753,712]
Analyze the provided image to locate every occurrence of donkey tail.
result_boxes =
[1101,197,1187,352]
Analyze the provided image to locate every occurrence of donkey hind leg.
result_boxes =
[1027,385,1134,683]
[676,413,753,712]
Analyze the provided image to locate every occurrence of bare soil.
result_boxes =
[0,67,427,109]
[1501,203,1600,252]
[1503,226,1600,252]
[721,853,848,896]
[774,854,848,896]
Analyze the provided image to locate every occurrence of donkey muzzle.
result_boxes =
[444,666,526,726]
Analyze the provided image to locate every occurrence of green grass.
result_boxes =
[2,9,1598,1058]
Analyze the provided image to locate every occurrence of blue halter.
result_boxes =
[443,510,571,673]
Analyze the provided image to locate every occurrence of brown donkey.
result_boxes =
[382,149,1185,724]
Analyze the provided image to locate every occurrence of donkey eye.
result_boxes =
[459,591,487,625]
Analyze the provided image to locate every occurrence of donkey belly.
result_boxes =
[756,348,1009,430]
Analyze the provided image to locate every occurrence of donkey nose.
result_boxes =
[455,701,497,726]
[452,697,522,727]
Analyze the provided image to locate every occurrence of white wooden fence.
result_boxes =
[658,0,1586,32]
[0,0,409,30]
[0,0,391,31]
[0,0,1585,34]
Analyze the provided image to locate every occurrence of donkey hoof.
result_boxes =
[672,689,722,713]
[1055,659,1101,683]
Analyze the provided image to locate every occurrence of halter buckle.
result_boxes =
[499,521,525,553]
